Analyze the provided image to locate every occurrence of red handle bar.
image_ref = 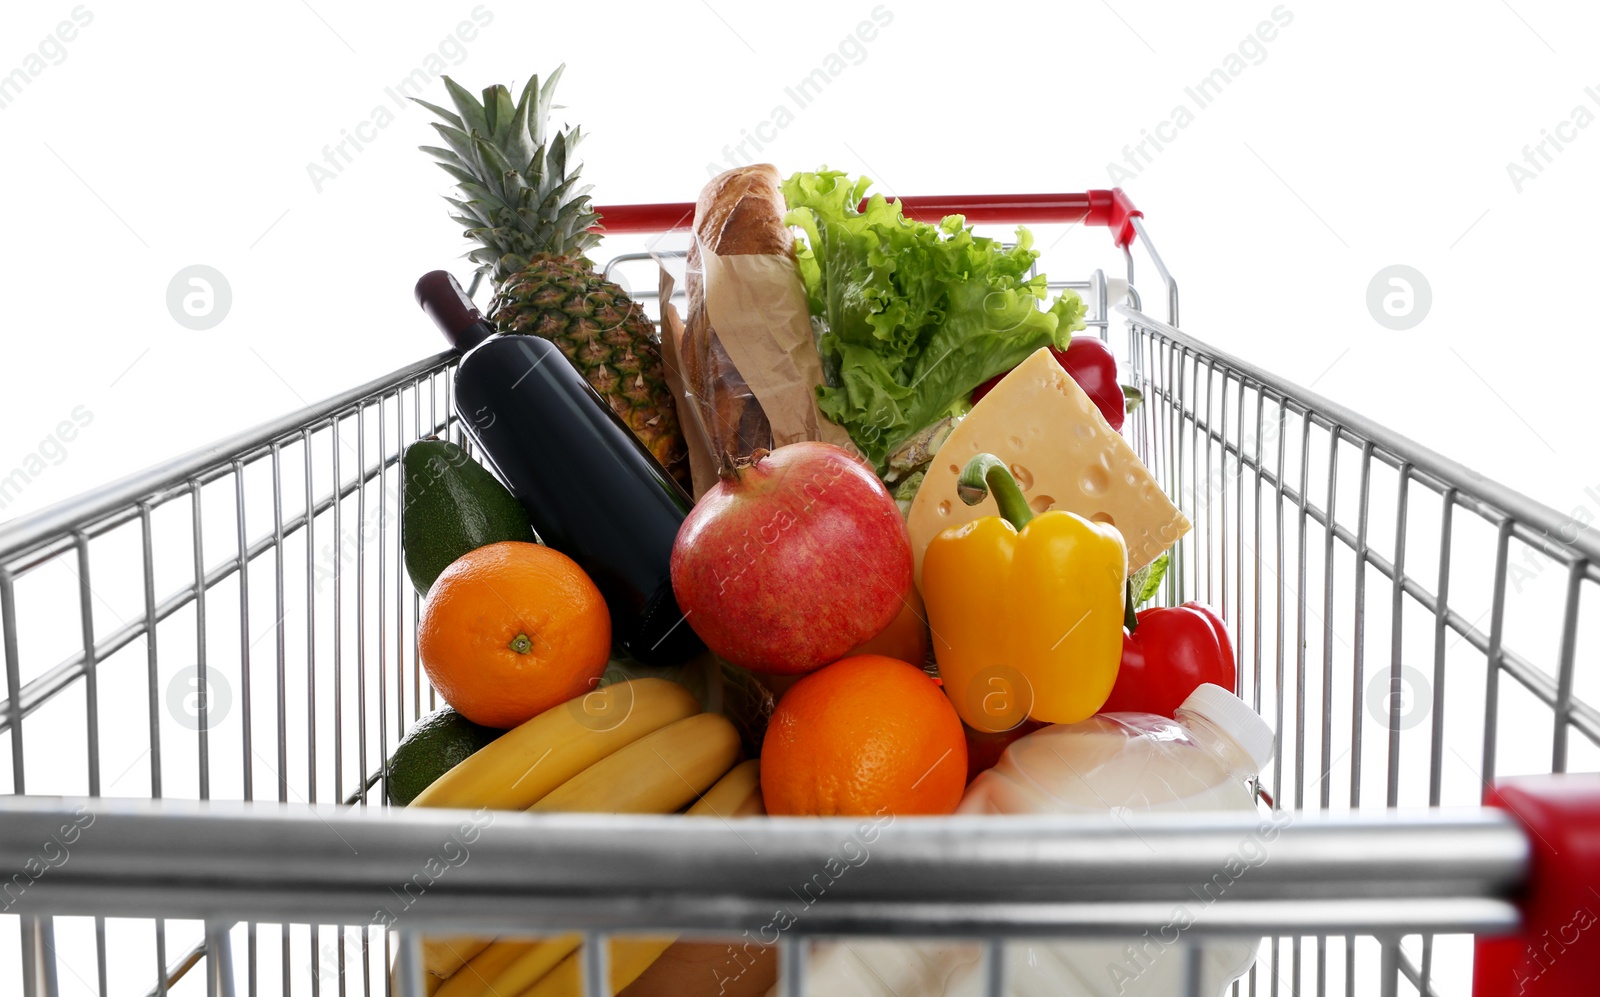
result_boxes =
[592,188,1143,250]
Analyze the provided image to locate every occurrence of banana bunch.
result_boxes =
[401,678,763,996]
[433,935,677,997]
[686,759,763,818]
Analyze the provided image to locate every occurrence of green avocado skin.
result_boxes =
[402,438,536,595]
[386,705,503,805]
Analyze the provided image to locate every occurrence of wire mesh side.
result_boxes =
[0,356,464,997]
[1125,309,1597,997]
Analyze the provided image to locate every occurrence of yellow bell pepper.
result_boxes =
[922,453,1127,731]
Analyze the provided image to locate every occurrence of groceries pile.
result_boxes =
[388,67,1277,997]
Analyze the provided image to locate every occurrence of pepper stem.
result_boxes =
[1124,580,1139,633]
[509,633,533,655]
[957,453,1034,530]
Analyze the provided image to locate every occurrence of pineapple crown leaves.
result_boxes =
[415,65,602,285]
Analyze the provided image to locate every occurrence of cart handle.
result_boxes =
[592,188,1144,249]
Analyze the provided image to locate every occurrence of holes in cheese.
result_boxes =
[907,347,1190,590]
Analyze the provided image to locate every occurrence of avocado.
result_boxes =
[402,437,536,594]
[386,705,503,806]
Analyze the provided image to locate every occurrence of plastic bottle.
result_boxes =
[958,682,1273,817]
[957,683,1276,997]
[785,686,1275,997]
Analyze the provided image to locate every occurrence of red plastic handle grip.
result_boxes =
[1474,774,1600,996]
[592,188,1142,249]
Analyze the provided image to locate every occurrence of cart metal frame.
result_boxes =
[2,191,1595,997]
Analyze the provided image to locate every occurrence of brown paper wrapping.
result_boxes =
[699,245,857,452]
[657,267,722,499]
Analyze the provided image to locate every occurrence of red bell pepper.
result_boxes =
[1102,602,1236,718]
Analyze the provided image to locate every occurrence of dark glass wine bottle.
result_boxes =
[416,271,703,668]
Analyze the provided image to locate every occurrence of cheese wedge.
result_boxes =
[907,347,1189,589]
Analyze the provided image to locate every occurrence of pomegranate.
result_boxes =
[670,442,913,675]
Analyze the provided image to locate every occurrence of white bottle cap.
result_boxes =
[1179,683,1276,773]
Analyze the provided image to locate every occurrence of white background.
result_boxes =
[0,0,1597,524]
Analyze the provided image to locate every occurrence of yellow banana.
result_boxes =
[520,936,678,997]
[420,936,491,980]
[411,679,697,985]
[433,938,535,997]
[413,678,701,810]
[517,714,739,991]
[434,935,582,997]
[531,713,741,815]
[686,758,764,818]
[489,936,586,995]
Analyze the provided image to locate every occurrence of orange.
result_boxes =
[760,654,967,816]
[849,588,931,666]
[418,541,611,728]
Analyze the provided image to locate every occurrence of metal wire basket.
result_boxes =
[1,191,1596,997]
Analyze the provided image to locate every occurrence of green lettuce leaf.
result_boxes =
[783,170,1086,469]
[1131,551,1170,606]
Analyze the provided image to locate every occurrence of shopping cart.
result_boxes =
[1,190,1596,997]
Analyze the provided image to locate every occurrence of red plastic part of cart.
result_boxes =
[591,189,1143,248]
[1082,188,1143,249]
[1473,774,1600,997]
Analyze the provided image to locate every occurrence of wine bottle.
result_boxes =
[415,271,703,668]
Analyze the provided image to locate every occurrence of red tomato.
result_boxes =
[1103,602,1236,718]
[963,718,1045,784]
[972,336,1124,431]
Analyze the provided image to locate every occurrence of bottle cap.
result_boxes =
[1179,683,1275,773]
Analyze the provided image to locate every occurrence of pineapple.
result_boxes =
[416,67,688,488]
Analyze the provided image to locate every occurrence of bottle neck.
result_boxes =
[1176,708,1259,781]
[416,270,496,352]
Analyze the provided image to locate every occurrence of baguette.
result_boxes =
[684,166,784,461]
